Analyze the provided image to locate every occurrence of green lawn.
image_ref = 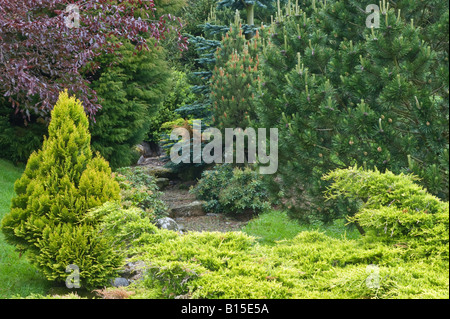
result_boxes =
[0,158,50,298]
[242,210,361,245]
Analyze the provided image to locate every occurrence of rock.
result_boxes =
[112,277,129,287]
[156,217,180,231]
[156,177,170,190]
[137,155,145,165]
[169,201,206,218]
[136,144,145,156]
[146,165,176,179]
[121,261,146,282]
[137,141,161,158]
[141,141,153,157]
[206,213,219,217]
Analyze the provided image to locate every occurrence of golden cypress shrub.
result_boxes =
[1,90,122,289]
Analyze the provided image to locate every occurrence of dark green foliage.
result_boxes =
[217,0,277,27]
[0,96,47,164]
[191,164,269,215]
[211,12,263,130]
[147,70,195,143]
[181,0,221,36]
[88,39,172,169]
[256,0,449,222]
[0,115,46,164]
[1,91,122,289]
[154,0,187,16]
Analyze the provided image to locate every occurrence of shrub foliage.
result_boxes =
[191,164,269,215]
[1,91,122,289]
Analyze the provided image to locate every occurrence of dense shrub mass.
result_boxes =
[1,91,123,289]
[73,167,446,299]
[0,0,448,300]
[0,101,47,164]
[114,166,168,219]
[323,166,449,258]
[88,39,172,169]
[191,164,270,215]
[255,0,449,223]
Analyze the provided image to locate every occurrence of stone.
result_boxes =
[141,141,154,157]
[137,155,145,165]
[156,217,180,232]
[112,277,129,287]
[136,141,161,158]
[136,144,145,156]
[146,166,176,179]
[206,213,219,217]
[121,261,146,282]
[169,201,206,218]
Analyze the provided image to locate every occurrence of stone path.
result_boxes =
[137,155,253,233]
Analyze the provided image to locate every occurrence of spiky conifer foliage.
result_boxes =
[1,91,122,288]
[256,0,449,222]
[211,11,263,130]
[88,39,172,168]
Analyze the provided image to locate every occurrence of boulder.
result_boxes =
[146,165,176,179]
[121,261,146,282]
[169,201,206,218]
[111,277,129,287]
[156,217,180,232]
[137,155,146,165]
[137,141,161,158]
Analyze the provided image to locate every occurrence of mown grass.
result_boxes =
[0,158,51,298]
[242,210,361,245]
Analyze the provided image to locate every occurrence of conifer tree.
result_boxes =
[1,91,122,288]
[88,39,172,168]
[256,0,449,222]
[176,6,232,119]
[211,11,263,130]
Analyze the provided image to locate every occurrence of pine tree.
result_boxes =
[218,0,279,30]
[175,0,272,119]
[256,0,449,222]
[1,91,123,288]
[211,11,263,130]
[175,6,233,120]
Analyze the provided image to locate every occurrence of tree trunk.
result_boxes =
[246,4,254,26]
[354,221,366,236]
[245,4,255,39]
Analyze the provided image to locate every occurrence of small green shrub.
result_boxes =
[114,166,168,219]
[1,91,122,289]
[323,166,449,260]
[191,164,270,215]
